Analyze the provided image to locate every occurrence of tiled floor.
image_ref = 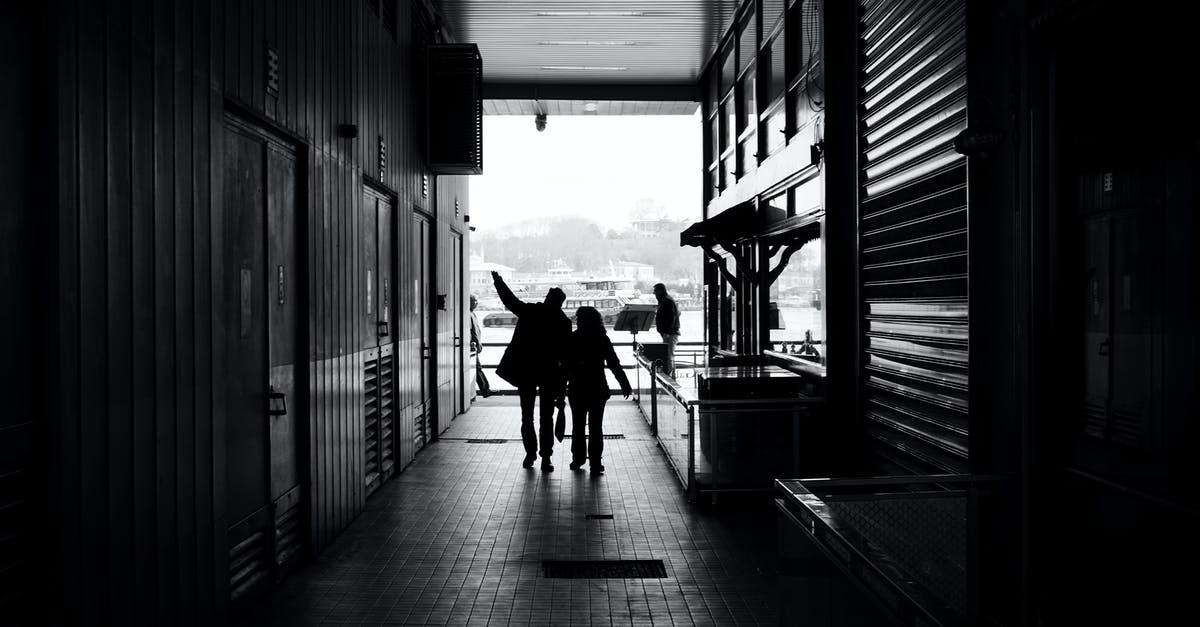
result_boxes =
[238,397,780,626]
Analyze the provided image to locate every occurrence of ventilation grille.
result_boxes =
[428,44,483,174]
[543,560,668,579]
[378,348,396,475]
[364,354,381,493]
[274,490,303,573]
[414,401,428,452]
[229,529,271,603]
[859,0,968,474]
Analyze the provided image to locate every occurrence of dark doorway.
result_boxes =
[221,115,304,603]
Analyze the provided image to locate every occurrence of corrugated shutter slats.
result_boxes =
[860,0,968,474]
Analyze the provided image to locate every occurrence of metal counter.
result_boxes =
[774,475,1002,626]
[635,356,825,503]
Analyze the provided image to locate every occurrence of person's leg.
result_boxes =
[589,400,607,473]
[537,384,556,469]
[518,386,537,466]
[569,396,587,469]
[665,334,678,376]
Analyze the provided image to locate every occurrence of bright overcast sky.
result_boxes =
[468,112,703,232]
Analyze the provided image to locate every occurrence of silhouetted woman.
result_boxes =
[565,306,632,474]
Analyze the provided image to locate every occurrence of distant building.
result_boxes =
[630,218,685,238]
[469,261,514,292]
[612,260,655,281]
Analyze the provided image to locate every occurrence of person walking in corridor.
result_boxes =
[492,271,572,471]
[565,306,632,475]
[653,283,680,376]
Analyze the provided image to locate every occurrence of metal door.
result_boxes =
[413,213,433,449]
[223,117,302,602]
[363,187,396,494]
[452,233,464,415]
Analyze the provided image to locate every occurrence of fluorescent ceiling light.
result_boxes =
[540,66,629,71]
[537,40,642,46]
[536,11,645,17]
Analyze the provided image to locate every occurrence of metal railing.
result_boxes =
[473,340,708,395]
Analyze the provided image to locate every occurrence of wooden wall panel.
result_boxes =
[41,0,447,621]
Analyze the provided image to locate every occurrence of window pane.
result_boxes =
[766,108,786,154]
[763,0,786,31]
[738,10,756,74]
[725,98,737,151]
[720,46,735,95]
[768,234,824,365]
[739,69,756,132]
[707,114,719,164]
[769,31,787,103]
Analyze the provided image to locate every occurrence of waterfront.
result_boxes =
[473,307,823,392]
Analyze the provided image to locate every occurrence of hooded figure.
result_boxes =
[492,271,572,471]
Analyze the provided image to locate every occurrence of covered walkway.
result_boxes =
[237,398,778,626]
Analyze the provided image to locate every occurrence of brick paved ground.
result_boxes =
[237,397,779,626]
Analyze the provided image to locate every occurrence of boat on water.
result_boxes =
[482,277,642,328]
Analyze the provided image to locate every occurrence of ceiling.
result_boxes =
[437,1,742,115]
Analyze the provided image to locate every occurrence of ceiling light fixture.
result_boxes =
[537,40,642,46]
[535,11,645,17]
[540,66,629,71]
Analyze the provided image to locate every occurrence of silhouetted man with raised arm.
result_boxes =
[492,271,572,471]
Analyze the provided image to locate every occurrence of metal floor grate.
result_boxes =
[584,514,614,520]
[543,560,667,579]
[602,434,626,440]
[465,438,511,444]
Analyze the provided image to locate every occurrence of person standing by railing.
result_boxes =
[565,307,632,475]
[469,294,492,398]
[492,271,571,472]
[653,283,680,376]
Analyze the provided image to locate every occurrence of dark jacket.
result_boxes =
[493,276,572,390]
[566,329,632,402]
[655,295,680,335]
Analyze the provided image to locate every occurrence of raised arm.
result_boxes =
[492,271,528,316]
[603,336,633,397]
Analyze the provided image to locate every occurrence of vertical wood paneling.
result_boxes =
[173,0,198,617]
[77,2,110,618]
[151,0,179,618]
[129,1,157,621]
[105,0,135,614]
[53,0,82,621]
[45,0,449,619]
[191,0,215,617]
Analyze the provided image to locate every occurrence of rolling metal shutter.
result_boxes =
[859,0,969,474]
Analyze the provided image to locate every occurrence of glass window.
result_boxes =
[738,9,756,76]
[720,45,736,96]
[763,0,786,32]
[724,97,737,152]
[765,107,787,155]
[739,69,757,134]
[765,31,787,106]
[768,229,824,365]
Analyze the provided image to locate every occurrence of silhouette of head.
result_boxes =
[545,287,566,308]
[575,306,605,334]
[653,283,667,301]
[470,294,478,311]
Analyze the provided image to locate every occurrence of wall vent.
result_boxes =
[428,44,483,174]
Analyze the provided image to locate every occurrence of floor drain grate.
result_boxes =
[543,560,667,579]
[602,434,625,440]
[584,514,614,520]
[465,438,510,444]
